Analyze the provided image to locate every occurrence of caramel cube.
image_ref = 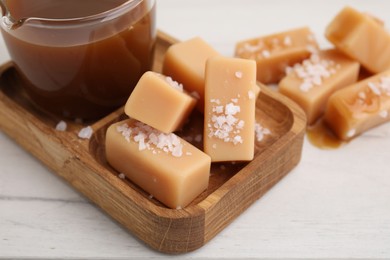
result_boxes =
[204,57,257,162]
[326,6,390,74]
[162,37,220,112]
[105,119,211,209]
[235,27,319,84]
[279,49,359,125]
[325,70,390,140]
[125,71,196,133]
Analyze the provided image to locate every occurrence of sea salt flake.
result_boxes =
[165,76,183,92]
[358,91,367,100]
[235,71,243,79]
[262,50,271,58]
[248,90,255,99]
[255,122,271,142]
[225,103,240,115]
[346,128,356,138]
[233,135,243,144]
[78,126,93,139]
[55,120,67,131]
[118,173,126,179]
[368,82,381,95]
[283,36,292,46]
[379,110,388,118]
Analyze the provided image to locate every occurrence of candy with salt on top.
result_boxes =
[326,6,390,74]
[324,70,390,140]
[105,119,211,209]
[162,37,220,112]
[279,49,360,125]
[235,27,319,84]
[125,71,196,134]
[204,56,257,162]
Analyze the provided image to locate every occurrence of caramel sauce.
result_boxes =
[307,118,345,149]
[1,0,156,119]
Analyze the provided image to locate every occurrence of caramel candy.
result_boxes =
[279,49,360,125]
[235,27,319,84]
[325,71,390,140]
[105,119,211,209]
[162,37,220,112]
[326,6,390,74]
[204,57,257,162]
[125,71,196,134]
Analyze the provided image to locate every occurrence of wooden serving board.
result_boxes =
[0,31,306,254]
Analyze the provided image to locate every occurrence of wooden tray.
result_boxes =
[0,31,306,254]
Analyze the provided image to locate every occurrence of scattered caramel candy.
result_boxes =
[105,119,211,209]
[204,57,257,162]
[162,37,220,112]
[325,70,390,140]
[125,71,196,133]
[235,27,319,84]
[326,6,390,74]
[279,49,360,125]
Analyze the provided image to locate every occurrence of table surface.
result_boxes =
[1,0,390,259]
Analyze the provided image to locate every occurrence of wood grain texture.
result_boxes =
[0,30,306,254]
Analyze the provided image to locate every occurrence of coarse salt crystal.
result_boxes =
[262,50,271,58]
[164,76,184,92]
[287,54,339,92]
[358,91,367,100]
[255,122,271,142]
[233,135,243,144]
[55,120,67,131]
[283,36,292,46]
[116,121,185,157]
[368,82,381,95]
[248,90,255,100]
[346,128,356,138]
[379,110,388,118]
[78,126,93,139]
[118,173,126,179]
[235,71,243,79]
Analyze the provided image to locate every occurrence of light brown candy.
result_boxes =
[325,70,390,140]
[326,6,390,74]
[235,27,318,84]
[105,119,211,209]
[279,49,359,125]
[162,37,220,112]
[204,57,257,162]
[125,71,196,133]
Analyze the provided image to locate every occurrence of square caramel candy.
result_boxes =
[279,49,360,125]
[326,6,390,74]
[204,57,257,162]
[325,71,390,140]
[235,27,319,84]
[125,71,196,134]
[162,37,220,112]
[105,119,211,209]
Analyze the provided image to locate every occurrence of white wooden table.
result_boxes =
[1,0,390,258]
